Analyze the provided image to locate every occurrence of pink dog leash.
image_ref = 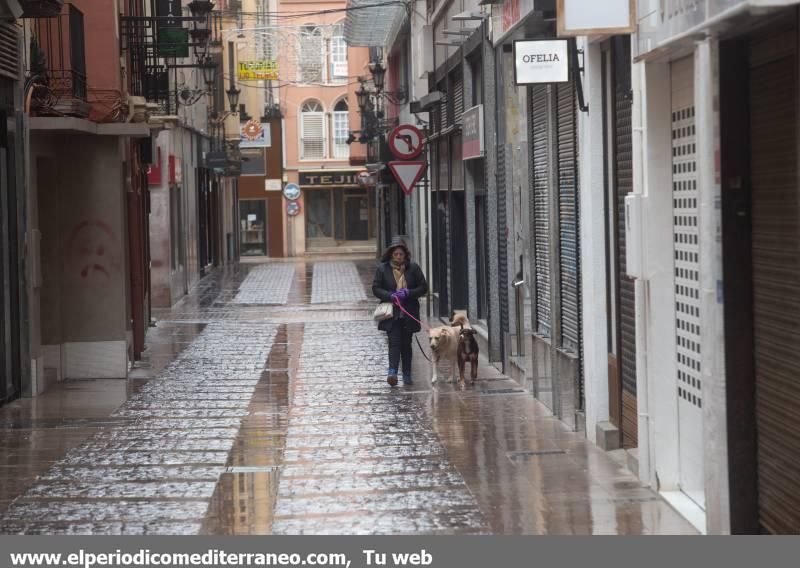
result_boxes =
[393,296,432,331]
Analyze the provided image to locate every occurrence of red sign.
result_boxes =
[388,124,425,160]
[389,161,426,196]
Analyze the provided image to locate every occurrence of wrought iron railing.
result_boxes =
[29,2,87,102]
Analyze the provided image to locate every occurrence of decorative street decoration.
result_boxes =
[388,161,426,196]
[283,183,301,201]
[388,124,425,160]
[514,39,569,84]
[286,201,301,216]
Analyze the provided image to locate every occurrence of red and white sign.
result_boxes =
[147,147,162,185]
[388,124,424,160]
[389,161,425,196]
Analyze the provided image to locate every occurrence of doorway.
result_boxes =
[344,194,369,240]
[239,199,268,256]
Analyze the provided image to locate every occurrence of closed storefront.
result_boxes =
[300,170,375,249]
[603,36,638,448]
[748,21,800,535]
[527,72,583,430]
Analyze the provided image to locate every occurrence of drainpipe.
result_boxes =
[631,58,653,487]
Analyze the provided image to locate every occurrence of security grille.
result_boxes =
[672,56,704,509]
[531,85,551,336]
[497,142,509,334]
[452,73,464,125]
[557,82,580,354]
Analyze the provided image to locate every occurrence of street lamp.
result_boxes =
[226,85,241,113]
[188,0,214,29]
[369,60,386,93]
[200,57,217,86]
[355,83,369,111]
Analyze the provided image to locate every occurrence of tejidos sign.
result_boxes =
[299,171,360,187]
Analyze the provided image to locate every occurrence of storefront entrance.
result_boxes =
[344,194,369,241]
[239,200,268,256]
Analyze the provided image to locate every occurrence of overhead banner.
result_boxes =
[514,39,569,85]
[240,120,271,148]
[557,0,635,37]
[238,60,279,81]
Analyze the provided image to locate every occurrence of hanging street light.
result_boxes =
[369,60,386,93]
[226,85,241,113]
[188,0,214,30]
[201,57,217,86]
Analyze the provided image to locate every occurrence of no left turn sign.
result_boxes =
[388,124,425,160]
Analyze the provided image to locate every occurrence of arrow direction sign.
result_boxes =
[388,124,424,160]
[389,161,426,195]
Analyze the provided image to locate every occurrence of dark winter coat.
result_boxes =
[372,261,428,333]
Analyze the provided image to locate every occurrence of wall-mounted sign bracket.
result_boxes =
[569,38,589,113]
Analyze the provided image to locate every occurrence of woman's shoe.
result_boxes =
[387,369,398,387]
[402,374,413,385]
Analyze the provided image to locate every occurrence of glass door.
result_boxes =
[239,200,268,256]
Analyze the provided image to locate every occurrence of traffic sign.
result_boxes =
[388,161,426,195]
[286,201,301,216]
[388,124,425,160]
[283,183,301,201]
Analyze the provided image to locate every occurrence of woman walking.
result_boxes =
[372,241,428,386]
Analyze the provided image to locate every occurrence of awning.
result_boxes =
[29,117,151,137]
[344,0,407,47]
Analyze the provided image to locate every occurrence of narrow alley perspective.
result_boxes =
[4,0,800,539]
[0,257,696,535]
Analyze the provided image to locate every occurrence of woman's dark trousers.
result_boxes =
[387,321,413,374]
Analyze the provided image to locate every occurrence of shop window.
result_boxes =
[301,100,326,159]
[332,99,349,159]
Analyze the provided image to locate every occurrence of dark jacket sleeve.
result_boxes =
[372,265,393,302]
[408,263,428,299]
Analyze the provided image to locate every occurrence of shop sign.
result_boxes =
[155,0,188,57]
[557,0,635,37]
[205,151,228,170]
[238,60,279,81]
[299,171,360,187]
[240,119,271,148]
[492,0,534,43]
[265,179,282,192]
[462,105,484,160]
[514,39,569,85]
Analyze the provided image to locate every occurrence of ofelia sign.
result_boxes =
[514,39,569,85]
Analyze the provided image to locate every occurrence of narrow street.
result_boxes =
[0,257,696,535]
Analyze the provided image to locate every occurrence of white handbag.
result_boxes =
[373,302,394,321]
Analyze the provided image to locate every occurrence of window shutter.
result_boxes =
[301,111,325,159]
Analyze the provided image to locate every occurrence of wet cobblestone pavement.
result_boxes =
[0,257,698,534]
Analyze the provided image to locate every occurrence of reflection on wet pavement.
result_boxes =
[0,256,697,534]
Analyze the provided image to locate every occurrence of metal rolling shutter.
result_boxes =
[749,29,800,534]
[452,73,464,124]
[0,23,18,80]
[497,142,509,333]
[531,85,551,336]
[614,37,638,448]
[557,82,580,354]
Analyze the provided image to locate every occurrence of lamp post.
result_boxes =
[226,85,241,113]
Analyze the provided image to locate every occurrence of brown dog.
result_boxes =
[457,327,479,385]
[429,325,458,384]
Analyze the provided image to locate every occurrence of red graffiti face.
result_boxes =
[67,220,119,285]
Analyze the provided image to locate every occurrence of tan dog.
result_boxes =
[429,325,458,384]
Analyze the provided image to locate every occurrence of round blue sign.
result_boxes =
[283,183,301,201]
